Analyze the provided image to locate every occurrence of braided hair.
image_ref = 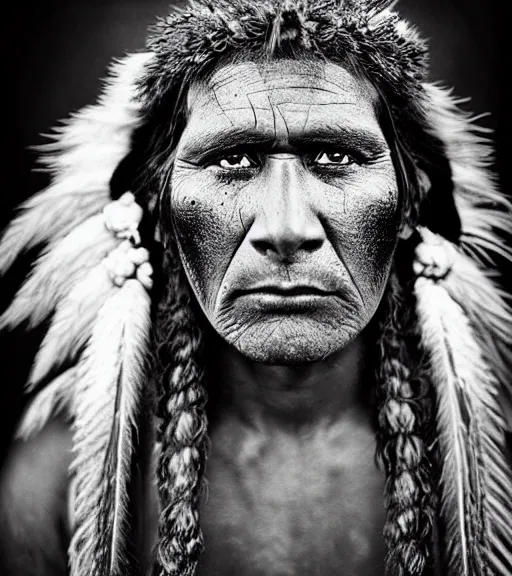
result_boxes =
[375,268,437,575]
[152,241,209,576]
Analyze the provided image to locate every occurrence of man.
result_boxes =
[0,1,511,575]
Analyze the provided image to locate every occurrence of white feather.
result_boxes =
[444,243,512,383]
[16,368,77,440]
[28,263,116,390]
[415,277,512,575]
[418,231,512,425]
[68,279,151,576]
[424,83,512,265]
[0,53,153,276]
[0,214,117,331]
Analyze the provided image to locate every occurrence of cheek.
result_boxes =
[323,171,399,305]
[169,171,251,312]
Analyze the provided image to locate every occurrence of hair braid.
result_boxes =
[154,242,209,576]
[376,271,436,576]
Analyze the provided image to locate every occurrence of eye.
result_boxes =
[314,151,355,166]
[217,154,258,169]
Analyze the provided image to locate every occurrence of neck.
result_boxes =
[205,331,374,431]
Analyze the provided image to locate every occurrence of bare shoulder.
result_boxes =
[0,417,72,576]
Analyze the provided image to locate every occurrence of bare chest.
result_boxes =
[196,418,386,576]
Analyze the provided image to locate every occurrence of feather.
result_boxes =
[27,263,116,391]
[417,228,512,425]
[456,197,512,266]
[423,83,512,267]
[0,190,109,276]
[0,52,152,276]
[68,279,151,576]
[415,277,512,575]
[0,214,117,331]
[443,242,512,394]
[16,367,77,440]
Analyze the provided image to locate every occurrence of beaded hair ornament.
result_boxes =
[1,1,511,575]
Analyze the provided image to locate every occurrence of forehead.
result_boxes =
[181,59,383,147]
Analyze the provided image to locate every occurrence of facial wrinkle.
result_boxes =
[336,248,365,306]
[247,94,259,130]
[317,214,365,307]
[209,78,365,142]
[302,104,312,134]
[258,62,361,95]
[212,86,235,127]
[217,106,271,112]
[239,206,248,234]
[209,70,265,91]
[269,93,277,140]
[208,60,377,109]
[275,101,360,144]
[213,182,254,315]
[244,86,342,97]
[275,102,291,141]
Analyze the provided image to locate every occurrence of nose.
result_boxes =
[248,156,326,261]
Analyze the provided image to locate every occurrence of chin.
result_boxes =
[224,317,361,365]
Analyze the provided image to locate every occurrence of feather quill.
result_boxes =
[27,263,116,391]
[16,367,77,440]
[69,279,151,576]
[415,277,512,575]
[0,214,117,331]
[0,53,152,276]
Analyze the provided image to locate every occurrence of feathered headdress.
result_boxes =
[1,1,511,575]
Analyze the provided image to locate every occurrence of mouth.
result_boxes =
[235,284,340,312]
[241,285,337,297]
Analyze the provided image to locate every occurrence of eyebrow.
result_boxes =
[179,124,388,161]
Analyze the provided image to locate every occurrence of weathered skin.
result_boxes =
[0,59,400,575]
[171,59,400,364]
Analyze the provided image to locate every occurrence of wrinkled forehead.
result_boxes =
[183,59,383,141]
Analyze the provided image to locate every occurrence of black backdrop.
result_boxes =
[1,0,509,467]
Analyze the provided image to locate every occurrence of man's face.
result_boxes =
[170,59,399,364]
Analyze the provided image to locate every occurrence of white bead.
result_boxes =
[103,193,144,242]
[414,239,453,279]
[128,247,150,265]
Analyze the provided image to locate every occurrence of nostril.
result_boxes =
[252,239,275,255]
[302,238,323,252]
[251,236,323,257]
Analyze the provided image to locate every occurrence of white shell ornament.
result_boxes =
[103,240,153,289]
[103,191,144,245]
[101,193,153,290]
[413,228,453,280]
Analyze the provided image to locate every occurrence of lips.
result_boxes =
[231,283,342,314]
[218,258,354,312]
[239,284,338,297]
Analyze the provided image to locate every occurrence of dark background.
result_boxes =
[1,0,509,466]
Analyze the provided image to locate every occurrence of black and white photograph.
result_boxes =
[1,1,510,575]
